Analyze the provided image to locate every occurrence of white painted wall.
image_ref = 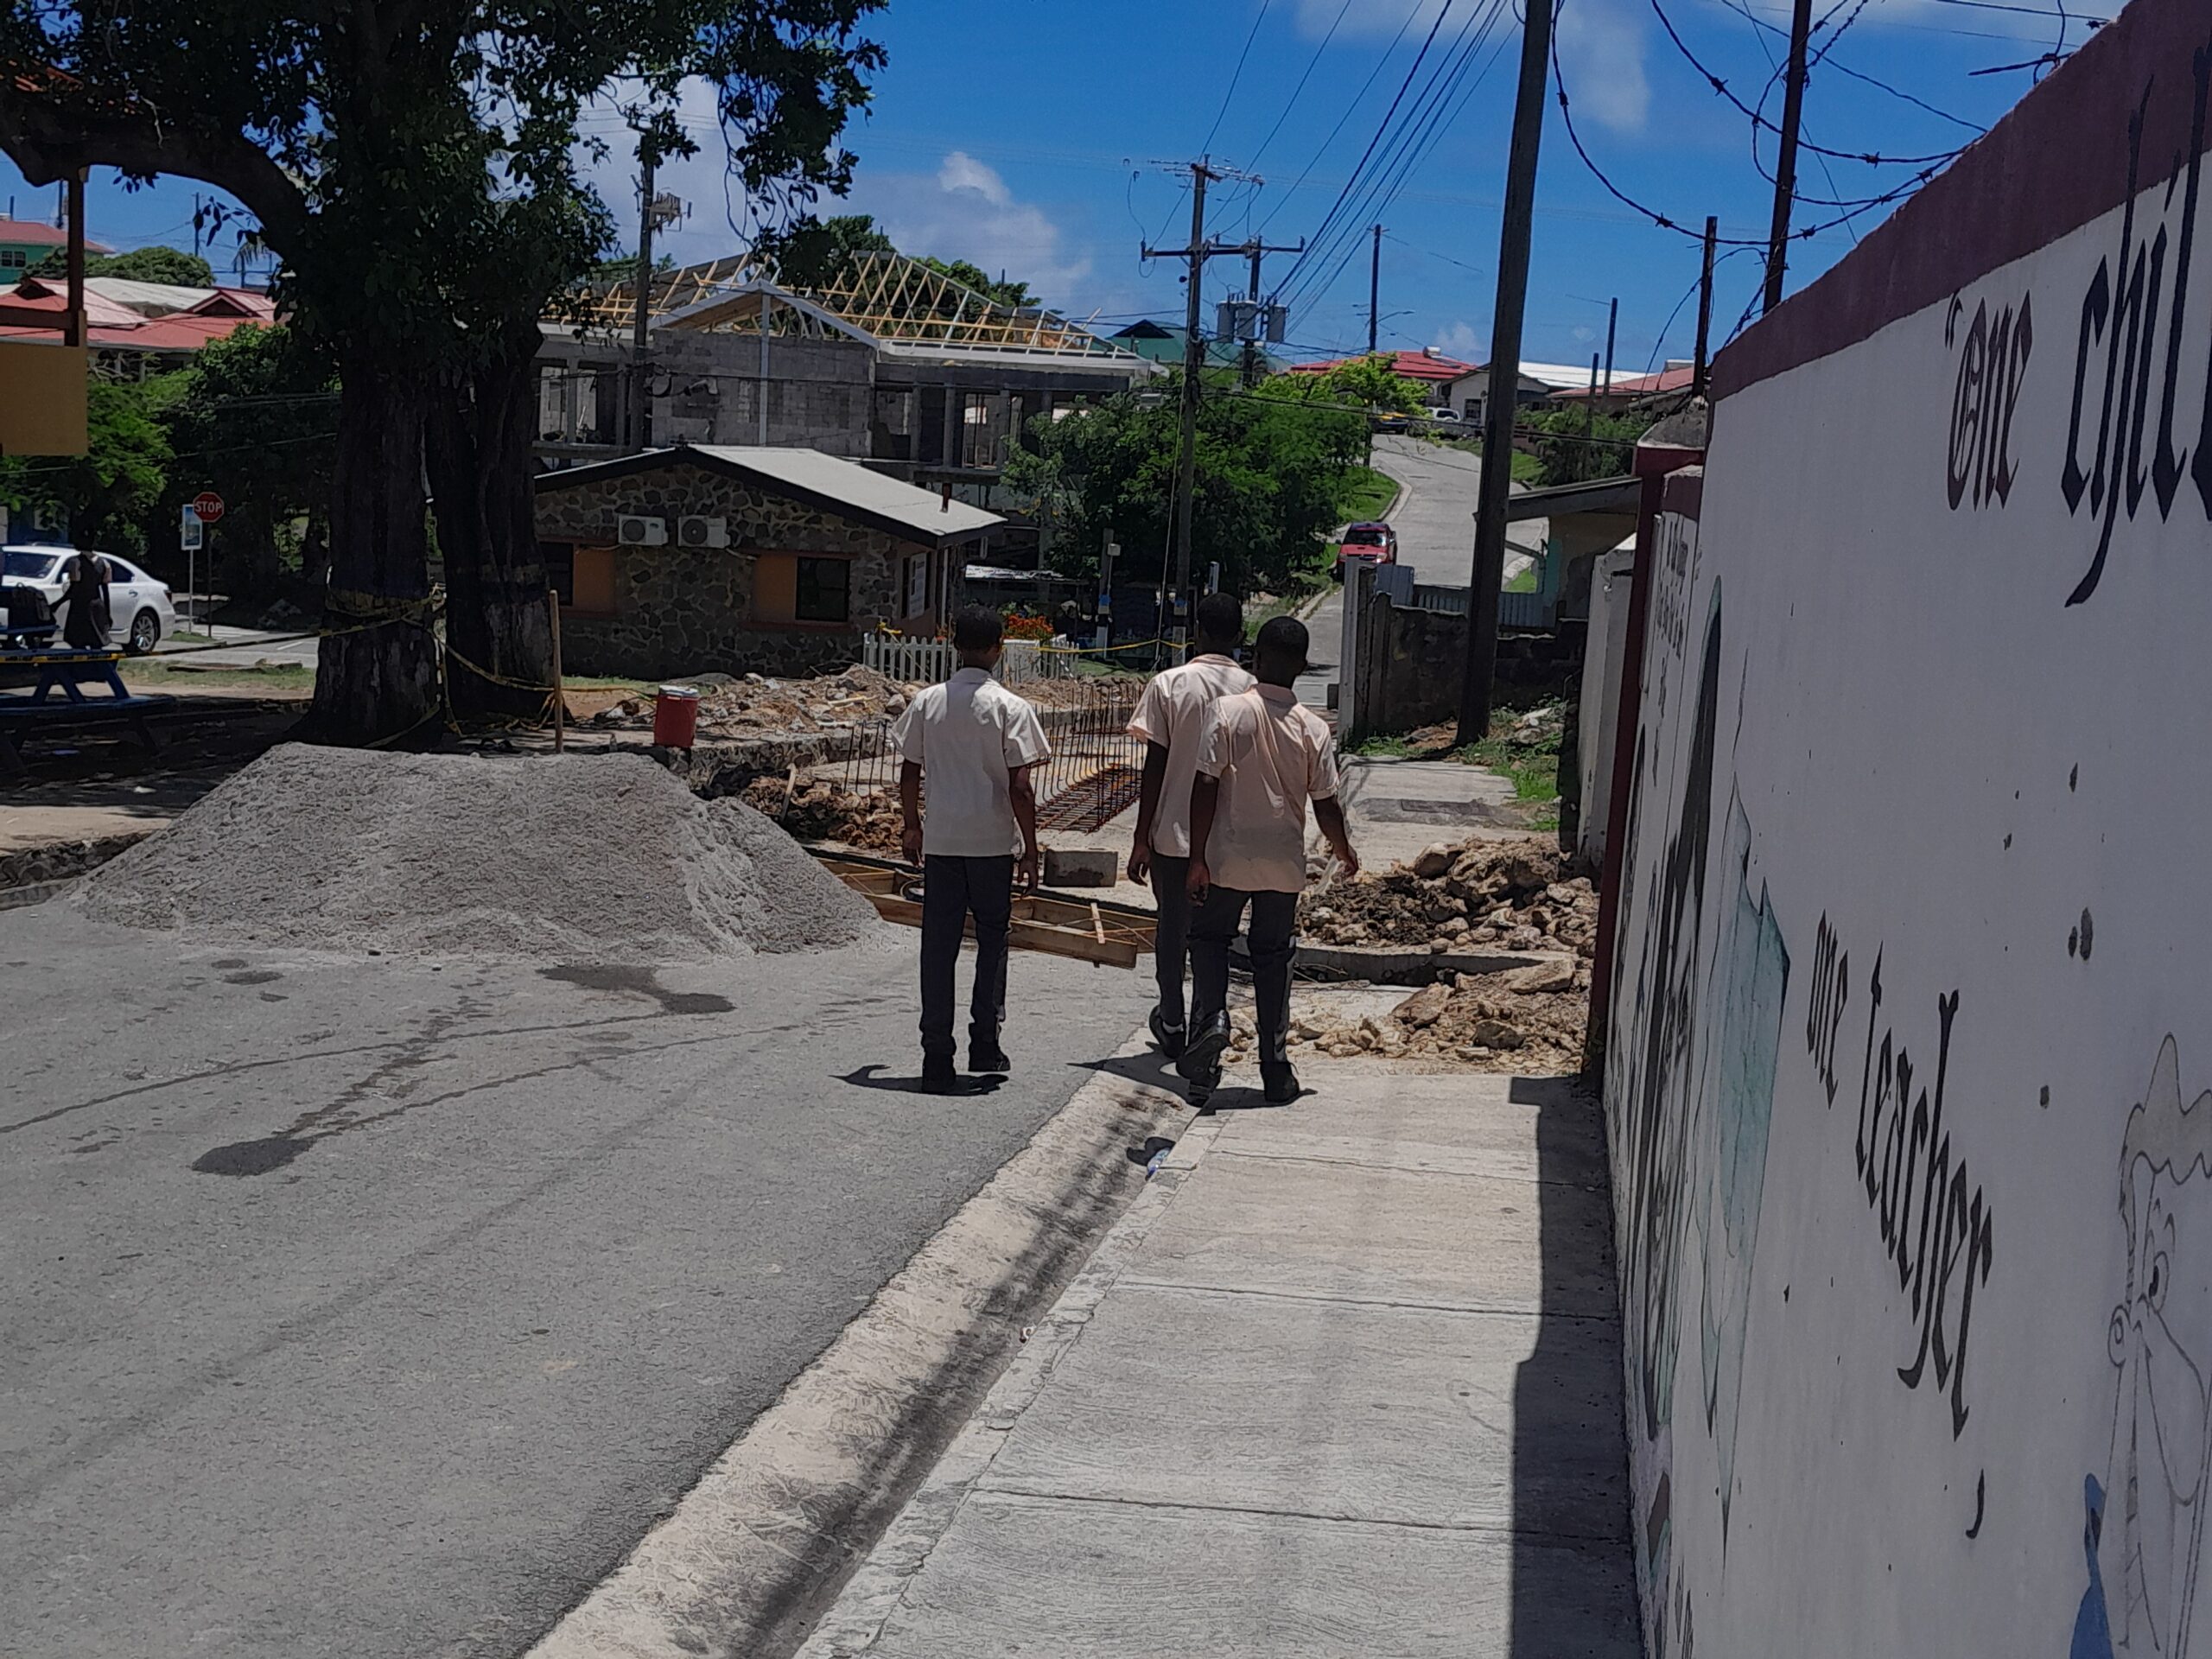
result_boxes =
[1603,37,2212,1658]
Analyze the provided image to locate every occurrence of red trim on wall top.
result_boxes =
[1714,0,2212,401]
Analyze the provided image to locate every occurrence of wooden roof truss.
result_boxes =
[560,250,1135,360]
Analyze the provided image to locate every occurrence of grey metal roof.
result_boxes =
[533,443,1003,545]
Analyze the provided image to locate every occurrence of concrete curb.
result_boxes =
[791,1109,1230,1658]
[521,1031,1193,1659]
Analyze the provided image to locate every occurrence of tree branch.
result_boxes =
[0,76,310,253]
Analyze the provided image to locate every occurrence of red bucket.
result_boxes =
[652,684,701,748]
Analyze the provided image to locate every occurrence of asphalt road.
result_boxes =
[0,906,1152,1658]
[155,621,320,668]
[1298,435,1522,713]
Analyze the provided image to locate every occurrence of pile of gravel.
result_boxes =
[80,743,881,963]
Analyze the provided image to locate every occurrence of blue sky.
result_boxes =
[8,0,2095,374]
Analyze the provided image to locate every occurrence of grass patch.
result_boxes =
[1457,737,1559,801]
[1340,464,1400,524]
[1353,734,1416,759]
[1351,696,1568,805]
[1510,450,1543,485]
[1504,562,1540,594]
[560,675,653,690]
[1247,543,1338,632]
[124,659,315,692]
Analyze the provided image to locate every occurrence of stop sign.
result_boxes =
[192,491,225,524]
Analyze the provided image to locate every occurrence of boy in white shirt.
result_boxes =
[1181,616,1359,1107]
[895,607,1053,1092]
[1125,592,1255,1059]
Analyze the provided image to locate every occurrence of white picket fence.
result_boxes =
[861,635,1073,686]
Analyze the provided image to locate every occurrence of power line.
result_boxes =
[1386,232,1486,279]
[1278,0,1462,294]
[1552,31,1942,245]
[1649,0,1965,165]
[1281,0,1515,310]
[1249,0,1356,172]
[1708,0,1987,131]
[1200,0,1275,158]
[1257,0,1430,232]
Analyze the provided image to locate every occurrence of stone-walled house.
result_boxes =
[532,443,1001,680]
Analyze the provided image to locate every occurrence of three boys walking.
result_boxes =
[898,599,1357,1105]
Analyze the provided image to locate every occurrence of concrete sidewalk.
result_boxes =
[797,1062,1637,1658]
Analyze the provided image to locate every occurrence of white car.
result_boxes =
[2,543,181,653]
[1428,406,1461,423]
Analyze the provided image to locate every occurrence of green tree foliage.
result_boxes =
[0,0,884,740]
[917,257,1033,309]
[1522,405,1650,486]
[753,212,895,288]
[756,213,1036,309]
[1274,353,1427,416]
[162,323,339,597]
[584,248,677,287]
[0,372,183,555]
[1004,374,1370,596]
[29,244,215,285]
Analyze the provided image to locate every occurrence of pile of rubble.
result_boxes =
[738,776,904,855]
[588,665,911,736]
[1300,839,1598,957]
[1209,959,1586,1075]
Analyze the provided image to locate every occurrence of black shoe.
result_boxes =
[1149,1008,1187,1060]
[921,1056,960,1093]
[1177,1015,1229,1086]
[1261,1061,1300,1105]
[969,1044,1012,1075]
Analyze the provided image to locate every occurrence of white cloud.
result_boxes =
[1556,0,1652,134]
[936,151,1011,207]
[1433,320,1486,359]
[849,152,1091,302]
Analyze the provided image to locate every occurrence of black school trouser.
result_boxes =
[919,855,1013,1060]
[1189,885,1300,1065]
[1147,853,1192,1032]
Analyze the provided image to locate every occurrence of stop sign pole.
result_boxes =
[185,493,223,631]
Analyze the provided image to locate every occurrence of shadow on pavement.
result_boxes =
[1509,1071,1640,1656]
[836,1065,1007,1098]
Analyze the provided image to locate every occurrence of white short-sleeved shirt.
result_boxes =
[1126,652,1255,859]
[894,666,1052,857]
[1196,684,1339,893]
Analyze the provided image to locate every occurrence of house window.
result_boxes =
[543,540,616,614]
[753,553,852,625]
[905,555,927,619]
[0,250,27,271]
[795,556,850,622]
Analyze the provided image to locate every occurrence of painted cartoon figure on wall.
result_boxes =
[2076,1038,2212,1657]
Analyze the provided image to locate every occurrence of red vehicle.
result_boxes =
[1334,521,1398,580]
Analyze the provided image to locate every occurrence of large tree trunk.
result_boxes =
[306,356,442,746]
[429,331,554,721]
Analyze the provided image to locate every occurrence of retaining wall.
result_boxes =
[1602,2,2212,1652]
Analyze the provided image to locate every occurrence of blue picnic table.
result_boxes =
[0,645,171,772]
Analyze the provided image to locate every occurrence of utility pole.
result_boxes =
[1763,0,1815,315]
[1138,158,1221,644]
[1693,215,1717,397]
[1584,354,1599,438]
[1367,224,1382,354]
[1244,244,1264,389]
[1602,296,1618,397]
[630,137,658,454]
[1232,238,1303,387]
[1456,0,1558,747]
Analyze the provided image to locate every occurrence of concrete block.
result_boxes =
[1042,847,1119,887]
[980,1281,1630,1540]
[859,1490,1639,1658]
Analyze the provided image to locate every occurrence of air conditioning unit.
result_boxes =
[618,515,667,547]
[678,515,728,549]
